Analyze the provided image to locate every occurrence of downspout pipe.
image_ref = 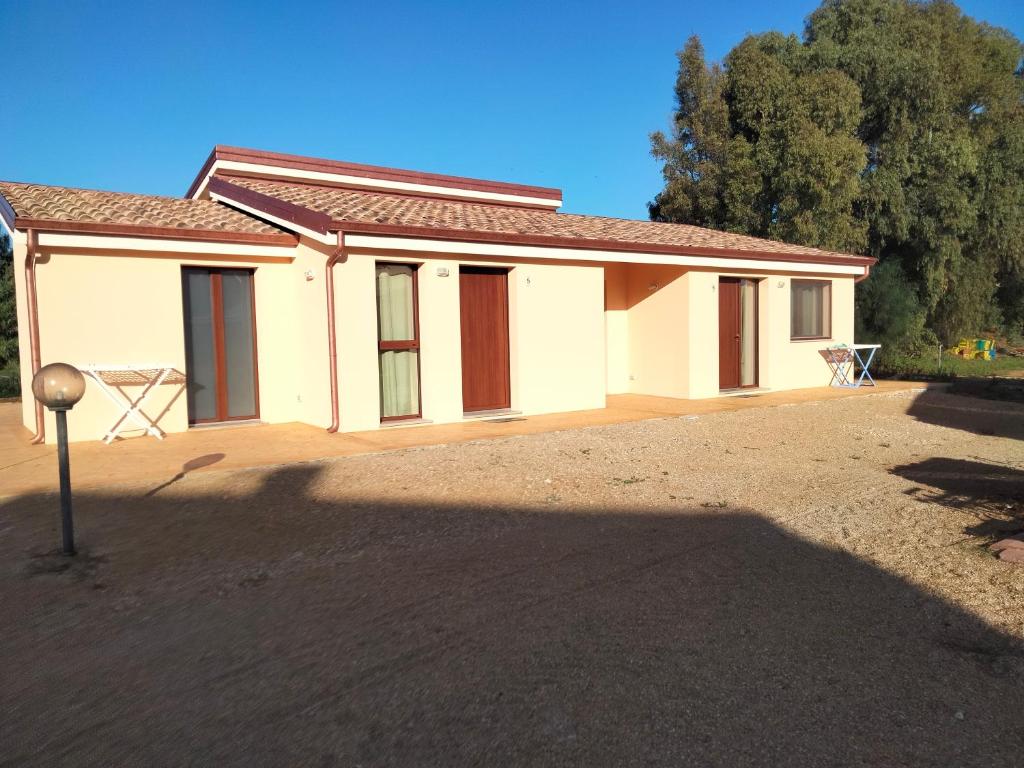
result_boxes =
[854,264,872,284]
[24,229,45,444]
[325,231,345,433]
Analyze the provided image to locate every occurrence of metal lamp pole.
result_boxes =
[31,363,86,557]
[53,405,75,555]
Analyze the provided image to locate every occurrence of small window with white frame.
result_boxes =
[790,280,831,340]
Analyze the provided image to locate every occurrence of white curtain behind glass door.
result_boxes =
[376,265,419,418]
[739,279,757,387]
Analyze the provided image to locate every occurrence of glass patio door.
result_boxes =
[182,268,259,424]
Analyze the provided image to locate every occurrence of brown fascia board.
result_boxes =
[208,176,333,235]
[13,216,298,246]
[186,145,564,203]
[186,146,220,198]
[330,219,877,267]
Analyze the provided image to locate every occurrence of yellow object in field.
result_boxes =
[948,338,995,359]
[951,338,974,358]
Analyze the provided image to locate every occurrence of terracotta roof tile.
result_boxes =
[0,181,290,241]
[223,177,871,263]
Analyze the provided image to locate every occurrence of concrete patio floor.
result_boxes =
[0,381,922,498]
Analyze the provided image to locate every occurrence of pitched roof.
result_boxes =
[0,181,295,244]
[214,176,873,265]
[1,158,874,267]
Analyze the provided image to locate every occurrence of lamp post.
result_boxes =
[31,363,86,556]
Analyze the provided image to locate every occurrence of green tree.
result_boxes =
[854,260,934,359]
[0,234,19,397]
[651,0,1024,349]
[651,33,868,255]
[649,36,731,229]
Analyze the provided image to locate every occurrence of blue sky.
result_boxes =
[1,1,1020,219]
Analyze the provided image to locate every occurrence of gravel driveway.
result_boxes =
[2,388,1023,766]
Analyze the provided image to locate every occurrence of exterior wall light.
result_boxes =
[31,363,86,556]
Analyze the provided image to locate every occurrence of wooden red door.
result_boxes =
[460,267,511,412]
[718,278,741,390]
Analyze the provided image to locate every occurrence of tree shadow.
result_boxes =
[2,463,1023,766]
[905,387,1024,440]
[948,376,1024,405]
[892,457,1024,539]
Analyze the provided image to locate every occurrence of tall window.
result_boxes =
[182,268,259,424]
[791,280,831,340]
[376,263,420,420]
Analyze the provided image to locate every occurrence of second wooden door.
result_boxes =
[718,277,758,390]
[459,267,511,412]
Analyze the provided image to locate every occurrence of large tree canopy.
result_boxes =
[650,0,1024,349]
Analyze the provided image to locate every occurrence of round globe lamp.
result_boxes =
[32,363,86,411]
[31,363,87,555]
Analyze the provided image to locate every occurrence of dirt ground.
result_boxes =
[2,388,1023,766]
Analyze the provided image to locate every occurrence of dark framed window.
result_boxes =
[376,263,421,421]
[791,280,831,340]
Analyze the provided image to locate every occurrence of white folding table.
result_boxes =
[821,344,881,388]
[80,364,184,444]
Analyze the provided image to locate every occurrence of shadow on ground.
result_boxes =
[948,376,1024,404]
[892,457,1024,540]
[2,464,1023,766]
[906,387,1024,439]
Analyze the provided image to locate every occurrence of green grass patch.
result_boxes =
[875,353,1024,381]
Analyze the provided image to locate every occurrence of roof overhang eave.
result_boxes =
[342,232,870,276]
[186,145,564,207]
[328,218,876,269]
[11,217,297,247]
[186,147,220,199]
